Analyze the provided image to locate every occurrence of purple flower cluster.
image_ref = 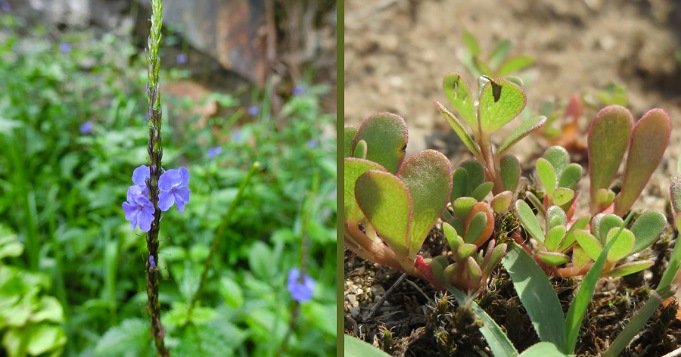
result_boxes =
[287,268,315,303]
[122,165,190,232]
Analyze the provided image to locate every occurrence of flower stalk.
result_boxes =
[144,0,168,355]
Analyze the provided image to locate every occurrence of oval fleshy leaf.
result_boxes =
[553,188,575,207]
[461,160,485,194]
[344,126,357,158]
[353,140,367,159]
[630,211,666,254]
[536,157,557,197]
[471,182,494,201]
[588,105,633,211]
[545,226,567,252]
[537,251,570,266]
[614,109,671,216]
[443,73,477,126]
[464,212,487,245]
[399,150,453,258]
[543,146,570,175]
[515,200,545,243]
[594,214,624,244]
[491,191,513,213]
[355,170,412,256]
[465,257,483,284]
[572,246,590,268]
[605,227,635,263]
[344,158,387,224]
[499,155,521,192]
[575,230,602,261]
[451,167,468,202]
[465,202,495,247]
[608,260,654,277]
[498,115,547,154]
[457,243,478,260]
[546,206,567,229]
[478,77,526,134]
[558,163,583,190]
[431,256,449,286]
[353,113,408,173]
[453,197,477,219]
[443,222,462,252]
[436,101,481,157]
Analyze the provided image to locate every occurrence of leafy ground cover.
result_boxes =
[0,11,336,356]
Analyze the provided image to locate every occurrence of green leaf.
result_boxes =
[355,170,412,256]
[465,257,483,283]
[502,244,565,348]
[543,146,570,175]
[518,342,566,357]
[588,105,633,207]
[605,228,635,262]
[399,150,453,258]
[615,109,671,216]
[443,223,462,252]
[546,206,567,229]
[461,160,485,193]
[448,287,519,357]
[457,243,478,260]
[544,226,566,252]
[353,139,368,159]
[536,158,557,197]
[29,297,64,323]
[537,251,570,266]
[608,260,654,277]
[464,212,487,244]
[0,227,22,260]
[353,113,408,173]
[453,197,477,219]
[95,319,151,356]
[498,115,546,154]
[443,73,477,126]
[558,164,582,190]
[491,191,513,213]
[565,224,623,353]
[471,182,494,201]
[344,158,386,224]
[220,277,244,309]
[552,188,574,207]
[593,214,623,243]
[462,31,480,56]
[478,78,526,134]
[630,211,666,253]
[489,39,512,69]
[451,167,468,201]
[658,223,681,292]
[344,126,357,158]
[437,101,482,157]
[499,155,521,192]
[515,200,545,242]
[344,335,391,357]
[498,55,535,77]
[574,230,602,261]
[27,324,66,356]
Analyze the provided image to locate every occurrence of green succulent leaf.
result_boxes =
[458,243,478,261]
[498,55,535,77]
[499,155,521,192]
[451,167,469,201]
[355,170,412,256]
[552,188,575,207]
[465,212,487,244]
[453,197,477,219]
[630,211,666,253]
[465,256,483,283]
[471,182,494,201]
[353,140,368,159]
[558,164,582,190]
[344,126,357,158]
[353,113,409,173]
[483,243,508,277]
[443,73,477,126]
[491,191,513,213]
[461,160,486,193]
[608,260,654,277]
[437,101,482,158]
[489,39,512,69]
[498,115,547,154]
[536,158,557,197]
[518,342,565,357]
[614,109,671,216]
[546,206,567,229]
[588,105,633,209]
[605,228,635,263]
[594,214,624,243]
[462,31,480,56]
[537,251,570,266]
[545,226,567,252]
[515,200,545,243]
[575,230,602,261]
[431,256,449,286]
[399,150,453,258]
[443,222,461,252]
[478,77,526,134]
[558,216,590,252]
[543,146,570,175]
[344,158,387,224]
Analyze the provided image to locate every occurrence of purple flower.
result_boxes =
[122,185,154,232]
[149,255,156,269]
[207,146,222,159]
[132,165,150,188]
[292,85,305,96]
[306,139,318,149]
[59,42,71,54]
[176,53,188,64]
[158,167,190,212]
[1,1,10,12]
[247,105,260,116]
[80,121,93,134]
[231,130,243,143]
[287,268,315,303]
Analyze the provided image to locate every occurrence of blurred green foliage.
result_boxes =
[0,13,335,356]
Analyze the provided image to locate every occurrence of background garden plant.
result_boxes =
[0,5,336,356]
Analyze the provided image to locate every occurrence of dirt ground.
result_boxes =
[344,0,681,355]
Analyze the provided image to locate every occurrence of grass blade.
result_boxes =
[502,243,565,349]
[602,291,663,357]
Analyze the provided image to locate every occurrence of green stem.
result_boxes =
[144,0,168,355]
[186,162,260,318]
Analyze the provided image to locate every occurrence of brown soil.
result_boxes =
[344,0,681,355]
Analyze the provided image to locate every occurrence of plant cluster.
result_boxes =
[344,66,679,354]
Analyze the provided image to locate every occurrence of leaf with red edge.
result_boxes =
[353,113,408,173]
[614,109,671,216]
[478,77,526,134]
[344,158,387,224]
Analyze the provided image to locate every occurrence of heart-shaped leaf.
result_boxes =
[498,115,547,154]
[354,113,408,173]
[478,78,526,134]
[443,73,477,126]
[344,126,357,158]
[344,158,387,224]
[630,211,666,253]
[605,227,635,263]
[614,109,671,216]
[436,101,481,157]
[499,154,521,192]
[399,150,453,258]
[355,170,412,256]
[588,105,633,210]
[608,260,654,277]
[516,200,545,243]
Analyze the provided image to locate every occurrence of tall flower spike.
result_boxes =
[122,185,154,232]
[158,167,190,212]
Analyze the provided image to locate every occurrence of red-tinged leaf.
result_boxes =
[344,158,387,224]
[353,113,408,173]
[355,170,412,256]
[588,105,633,212]
[399,150,453,258]
[614,109,671,216]
[465,202,495,247]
